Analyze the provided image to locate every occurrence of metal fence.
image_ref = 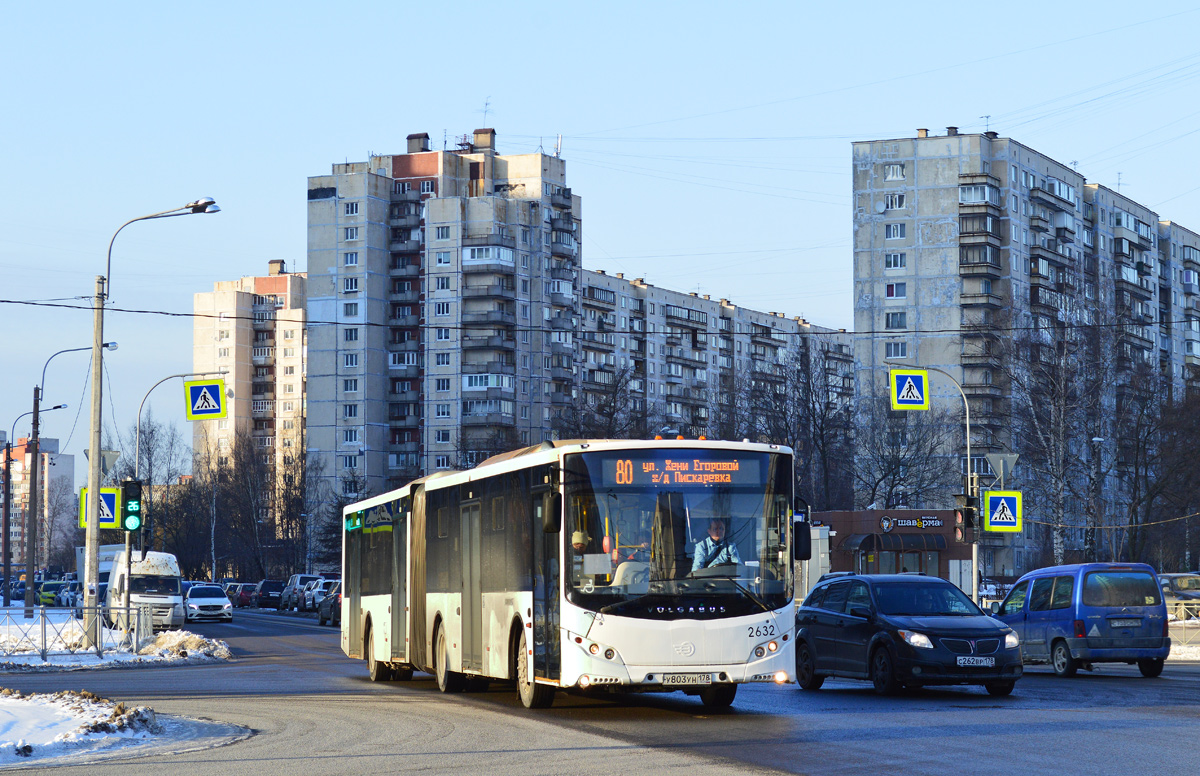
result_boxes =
[1169,602,1200,646]
[0,605,154,661]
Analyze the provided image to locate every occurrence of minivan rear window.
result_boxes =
[1082,571,1160,607]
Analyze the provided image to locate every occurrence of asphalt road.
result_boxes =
[3,611,1199,775]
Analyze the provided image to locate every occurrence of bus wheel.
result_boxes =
[699,684,737,708]
[366,628,393,682]
[516,630,554,709]
[435,624,465,693]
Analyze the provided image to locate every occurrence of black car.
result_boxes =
[251,579,283,608]
[795,573,1024,696]
[316,581,341,627]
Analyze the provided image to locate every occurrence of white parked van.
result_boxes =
[105,551,184,630]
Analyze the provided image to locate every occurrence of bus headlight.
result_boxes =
[767,641,778,652]
[589,643,599,655]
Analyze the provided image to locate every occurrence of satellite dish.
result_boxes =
[874,201,887,214]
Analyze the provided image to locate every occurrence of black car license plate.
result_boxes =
[956,656,995,668]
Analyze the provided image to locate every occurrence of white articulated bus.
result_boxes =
[340,438,810,709]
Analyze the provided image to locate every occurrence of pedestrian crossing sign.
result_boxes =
[184,378,227,421]
[984,491,1022,533]
[889,369,930,411]
[78,487,120,529]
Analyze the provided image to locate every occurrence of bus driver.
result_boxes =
[692,518,740,572]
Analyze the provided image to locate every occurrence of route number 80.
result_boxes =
[615,459,633,484]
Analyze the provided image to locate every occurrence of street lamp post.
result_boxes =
[83,200,219,644]
[5,411,33,608]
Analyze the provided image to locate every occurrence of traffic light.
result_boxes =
[121,479,143,532]
[954,494,978,544]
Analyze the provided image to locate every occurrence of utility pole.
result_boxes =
[2,438,11,607]
[84,275,106,646]
[23,387,41,617]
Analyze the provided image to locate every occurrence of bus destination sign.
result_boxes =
[601,456,762,487]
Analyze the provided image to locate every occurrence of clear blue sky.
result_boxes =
[3,1,1199,484]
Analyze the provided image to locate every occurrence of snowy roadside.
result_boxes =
[0,631,233,673]
[1167,644,1200,661]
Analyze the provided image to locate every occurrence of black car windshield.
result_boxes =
[189,586,226,599]
[875,582,981,616]
[563,448,794,614]
[129,575,180,595]
[260,581,283,592]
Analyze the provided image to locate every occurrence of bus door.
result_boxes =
[391,500,409,663]
[532,487,561,681]
[346,514,363,658]
[460,502,483,673]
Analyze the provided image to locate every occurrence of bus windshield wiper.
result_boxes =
[729,578,770,613]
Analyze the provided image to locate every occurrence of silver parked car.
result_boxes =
[305,578,338,611]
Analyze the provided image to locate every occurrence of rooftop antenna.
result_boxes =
[1071,160,1079,171]
[537,136,545,154]
[481,96,492,126]
[555,134,562,158]
[980,115,990,132]
[1117,172,1122,193]
[443,129,447,150]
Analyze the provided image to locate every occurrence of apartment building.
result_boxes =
[192,260,307,472]
[0,436,74,570]
[306,129,581,499]
[852,127,1200,576]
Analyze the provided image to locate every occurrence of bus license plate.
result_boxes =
[1111,619,1140,628]
[956,656,995,668]
[662,673,712,686]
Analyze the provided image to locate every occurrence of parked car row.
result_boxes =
[795,562,1172,697]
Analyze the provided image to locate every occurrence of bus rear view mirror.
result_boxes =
[544,493,562,533]
[793,520,812,561]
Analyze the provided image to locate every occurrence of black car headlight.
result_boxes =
[1004,630,1019,649]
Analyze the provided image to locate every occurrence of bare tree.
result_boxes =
[853,395,959,509]
[45,478,79,571]
[554,365,664,440]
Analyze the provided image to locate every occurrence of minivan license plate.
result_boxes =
[662,674,712,686]
[956,656,995,668]
[1111,618,1140,628]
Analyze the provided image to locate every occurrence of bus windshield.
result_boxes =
[564,448,792,615]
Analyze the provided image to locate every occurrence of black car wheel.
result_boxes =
[985,681,1015,696]
[796,642,824,691]
[1137,658,1164,678]
[870,645,901,695]
[1051,640,1078,678]
[317,611,326,626]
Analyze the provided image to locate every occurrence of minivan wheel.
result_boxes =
[1137,658,1164,678]
[1052,640,1078,677]
[796,642,824,691]
[870,646,901,695]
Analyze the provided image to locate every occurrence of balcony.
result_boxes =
[1030,244,1068,266]
[550,366,573,381]
[959,231,1002,248]
[1114,225,1153,250]
[1115,274,1153,300]
[462,284,516,300]
[960,291,1004,308]
[549,391,572,406]
[251,400,274,416]
[462,361,515,375]
[462,234,516,249]
[389,213,420,229]
[462,413,515,427]
[550,266,574,282]
[961,352,1000,367]
[461,386,516,401]
[1183,282,1199,296]
[550,242,577,259]
[959,256,1001,278]
[388,314,418,327]
[550,216,575,233]
[390,262,421,278]
[550,188,573,209]
[1029,213,1050,233]
[550,341,574,356]
[462,260,515,276]
[461,310,516,326]
[389,239,420,253]
[963,382,1004,398]
[549,292,574,308]
[388,390,418,403]
[462,335,516,350]
[1030,184,1072,212]
[391,190,420,203]
[1056,225,1076,244]
[252,347,274,363]
[549,316,574,331]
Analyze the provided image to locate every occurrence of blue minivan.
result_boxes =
[992,562,1170,677]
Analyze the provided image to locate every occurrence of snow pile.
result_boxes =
[0,688,161,765]
[138,631,232,661]
[0,610,143,657]
[1168,644,1200,662]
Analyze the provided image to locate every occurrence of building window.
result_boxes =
[283,383,295,394]
[342,455,359,469]
[282,401,294,411]
[885,252,906,269]
[344,227,359,240]
[344,202,359,216]
[436,251,450,266]
[343,404,358,419]
[436,328,451,340]
[435,378,450,391]
[217,347,229,358]
[284,366,296,375]
[218,330,229,340]
[343,302,359,316]
[885,312,907,329]
[434,302,450,316]
[885,283,907,299]
[521,303,530,319]
[886,341,908,358]
[885,223,906,240]
[436,276,450,290]
[421,180,434,194]
[884,163,905,181]
[435,403,451,418]
[282,347,296,357]
[343,429,359,443]
[435,454,450,469]
[344,353,359,368]
[436,353,451,366]
[435,430,451,443]
[344,252,358,266]
[435,226,450,240]
[884,193,905,210]
[343,277,358,294]
[344,378,358,392]
[283,330,295,340]
[344,327,359,342]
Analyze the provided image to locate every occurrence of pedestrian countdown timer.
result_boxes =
[889,369,930,411]
[983,491,1023,533]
